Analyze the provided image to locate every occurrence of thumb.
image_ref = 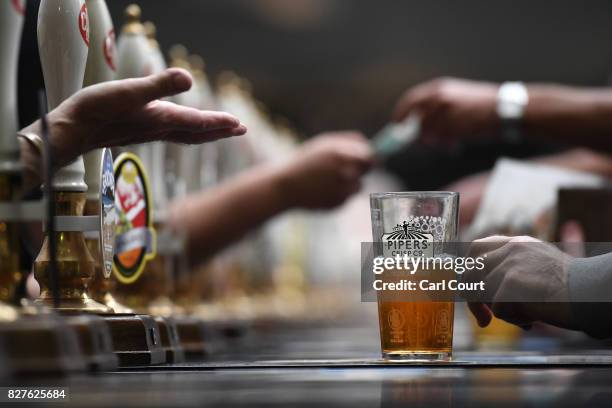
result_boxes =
[126,68,193,105]
[468,302,493,328]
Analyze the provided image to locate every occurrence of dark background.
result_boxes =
[104,0,612,136]
[17,0,612,190]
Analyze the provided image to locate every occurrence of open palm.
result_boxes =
[46,68,246,167]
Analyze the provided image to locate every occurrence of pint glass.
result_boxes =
[370,192,459,361]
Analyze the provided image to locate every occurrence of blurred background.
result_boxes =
[18,0,612,189]
[101,0,612,137]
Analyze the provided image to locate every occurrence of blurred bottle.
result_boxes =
[0,0,26,306]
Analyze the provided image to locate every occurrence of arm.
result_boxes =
[393,78,612,152]
[534,148,612,177]
[17,68,246,194]
[525,85,612,150]
[168,132,374,266]
[168,163,291,265]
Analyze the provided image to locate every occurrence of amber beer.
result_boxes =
[370,192,459,361]
[376,264,455,360]
[378,301,454,358]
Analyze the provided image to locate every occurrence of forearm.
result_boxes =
[168,163,292,267]
[534,148,612,178]
[524,85,612,151]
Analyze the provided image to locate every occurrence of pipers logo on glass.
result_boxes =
[381,216,444,258]
[112,153,157,284]
[79,2,89,47]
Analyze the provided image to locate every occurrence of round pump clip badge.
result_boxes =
[112,152,157,284]
[100,148,117,278]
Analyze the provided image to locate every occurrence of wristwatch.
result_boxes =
[496,81,529,142]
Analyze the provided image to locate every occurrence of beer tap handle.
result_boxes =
[83,0,116,202]
[116,4,154,187]
[118,6,166,213]
[37,0,89,192]
[117,5,150,79]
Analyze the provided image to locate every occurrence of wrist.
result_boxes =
[497,82,529,120]
[20,116,78,170]
[269,162,299,212]
[497,82,529,142]
[522,84,576,123]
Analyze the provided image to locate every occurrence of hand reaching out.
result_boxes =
[392,77,499,145]
[25,68,246,169]
[279,132,375,210]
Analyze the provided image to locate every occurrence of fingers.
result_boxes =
[125,68,194,106]
[339,134,374,160]
[419,102,450,145]
[465,237,521,303]
[392,81,437,122]
[343,148,375,174]
[468,302,493,328]
[467,235,514,258]
[168,126,248,144]
[147,101,246,141]
[470,301,533,330]
[315,131,375,173]
[467,236,546,329]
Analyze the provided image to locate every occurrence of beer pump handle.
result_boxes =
[38,0,89,192]
[84,0,115,87]
[117,5,150,80]
[83,0,116,201]
[117,6,165,212]
[143,22,169,215]
[116,5,151,164]
[0,0,25,171]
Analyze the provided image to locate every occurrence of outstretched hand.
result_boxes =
[33,68,246,168]
[279,132,375,210]
[392,77,498,145]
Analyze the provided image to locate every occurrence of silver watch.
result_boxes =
[497,82,529,121]
[497,82,529,141]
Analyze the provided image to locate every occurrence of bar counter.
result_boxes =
[5,318,612,407]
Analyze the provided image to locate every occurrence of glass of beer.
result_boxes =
[370,192,459,361]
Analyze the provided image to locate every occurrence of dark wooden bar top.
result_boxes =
[6,320,612,407]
